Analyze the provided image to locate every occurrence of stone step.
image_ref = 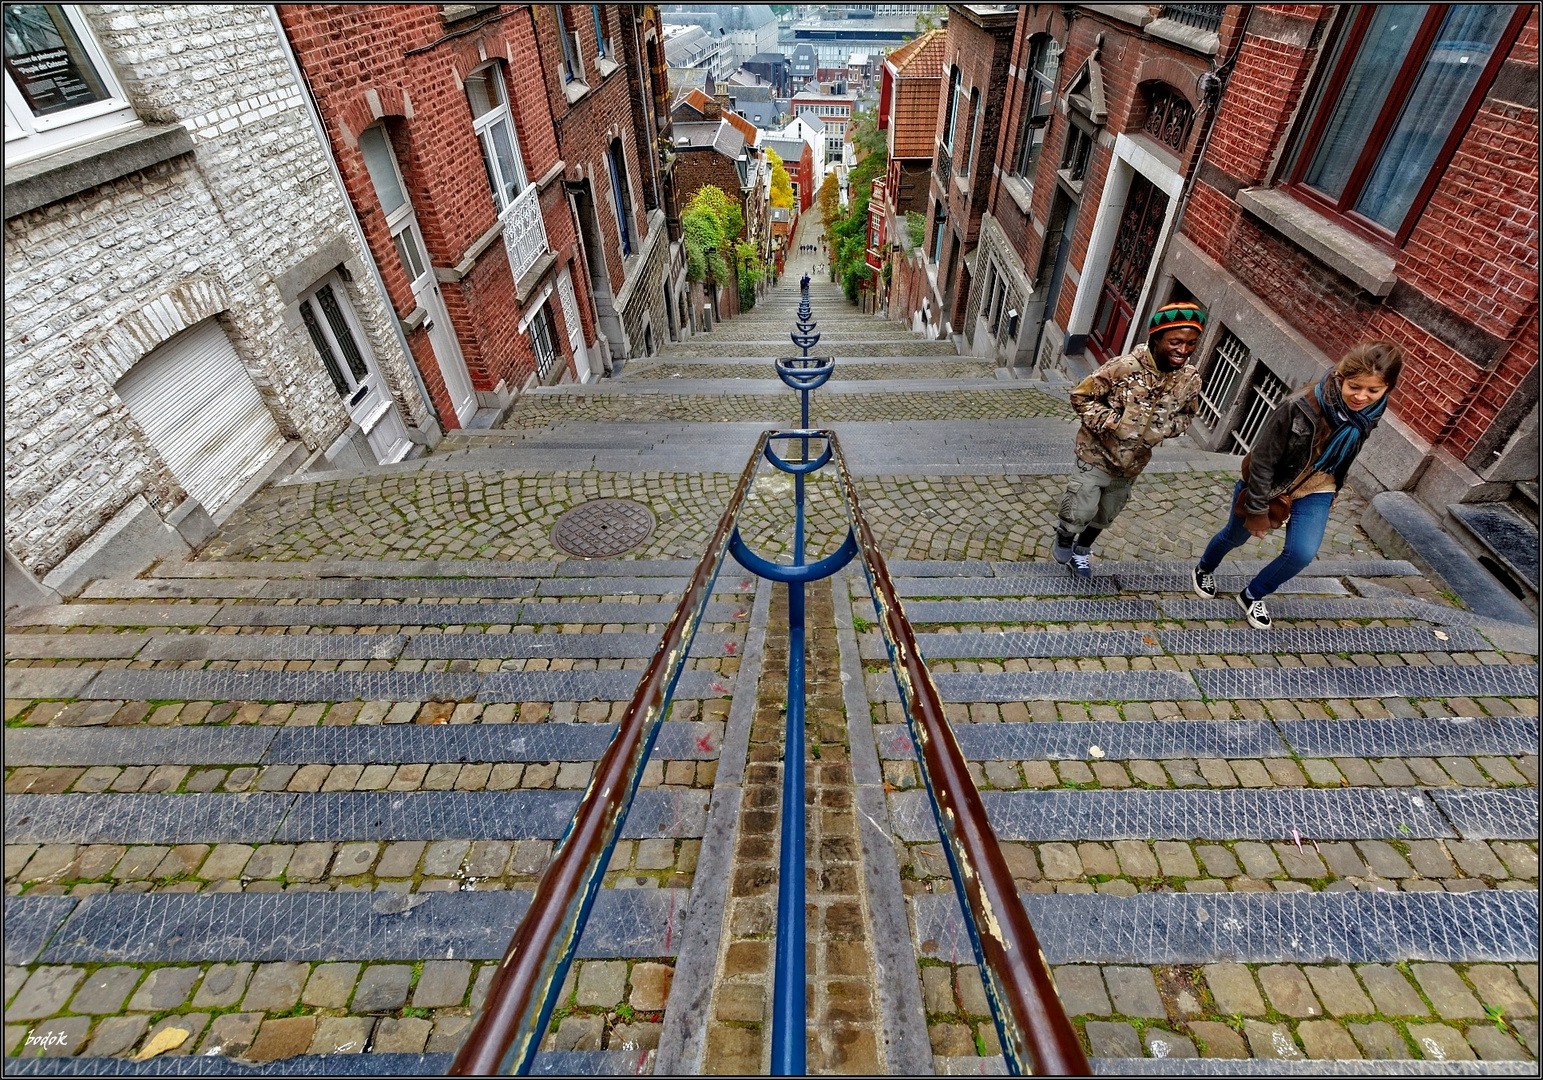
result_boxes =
[4,888,688,966]
[7,600,750,629]
[858,625,1495,661]
[4,630,742,663]
[147,558,713,579]
[884,559,1423,579]
[3,667,734,705]
[895,595,1475,626]
[4,789,710,845]
[909,889,1537,966]
[79,575,757,600]
[871,717,1538,762]
[662,341,960,357]
[956,1061,1541,1076]
[889,574,1349,598]
[4,720,724,768]
[865,663,1539,703]
[886,786,1535,843]
[1,1052,660,1076]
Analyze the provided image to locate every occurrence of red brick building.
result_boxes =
[951,5,1226,368]
[278,4,678,427]
[1158,4,1538,596]
[877,27,944,332]
[763,135,815,216]
[532,3,679,364]
[904,6,1017,340]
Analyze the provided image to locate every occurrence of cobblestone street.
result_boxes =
[4,224,1537,1073]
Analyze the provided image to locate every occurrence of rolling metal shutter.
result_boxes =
[115,318,285,513]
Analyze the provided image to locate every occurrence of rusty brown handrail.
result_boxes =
[449,431,772,1076]
[829,434,1091,1076]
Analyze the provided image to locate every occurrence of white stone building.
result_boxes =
[4,4,437,601]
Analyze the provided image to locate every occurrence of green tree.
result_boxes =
[767,148,795,209]
[734,241,764,311]
[913,5,945,34]
[681,185,743,285]
[827,139,889,301]
[816,172,840,230]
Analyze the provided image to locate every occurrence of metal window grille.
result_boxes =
[1197,328,1248,431]
[530,304,559,380]
[1230,367,1289,455]
[1162,4,1226,33]
[1143,84,1195,154]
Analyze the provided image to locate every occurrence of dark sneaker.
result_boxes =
[1069,546,1093,579]
[1237,591,1272,629]
[1192,565,1218,599]
[1052,534,1075,564]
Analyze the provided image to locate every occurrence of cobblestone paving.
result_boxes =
[497,387,1071,429]
[620,361,996,381]
[5,219,1537,1070]
[202,469,1372,567]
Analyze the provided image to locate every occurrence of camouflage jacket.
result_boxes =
[1070,344,1202,478]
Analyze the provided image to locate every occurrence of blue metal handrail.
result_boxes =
[455,280,1086,1076]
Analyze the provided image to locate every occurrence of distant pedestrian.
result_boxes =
[1053,302,1205,578]
[801,272,810,289]
[1192,342,1402,629]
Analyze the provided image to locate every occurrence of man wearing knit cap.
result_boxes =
[1053,301,1207,577]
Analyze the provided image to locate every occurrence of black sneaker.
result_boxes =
[1236,590,1272,630]
[1192,565,1217,599]
[1052,533,1075,564]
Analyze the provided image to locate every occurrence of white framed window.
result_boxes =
[529,302,560,380]
[358,124,433,290]
[4,4,138,164]
[465,62,527,214]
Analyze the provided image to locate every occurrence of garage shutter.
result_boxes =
[115,319,285,513]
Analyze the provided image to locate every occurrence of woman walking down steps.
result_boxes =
[1192,342,1404,630]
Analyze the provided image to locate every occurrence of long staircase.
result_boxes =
[4,217,1538,1074]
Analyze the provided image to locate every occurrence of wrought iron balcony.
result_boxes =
[936,143,952,188]
[502,183,548,285]
[1161,3,1226,33]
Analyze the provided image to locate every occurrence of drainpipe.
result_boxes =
[1134,4,1254,334]
[267,5,445,446]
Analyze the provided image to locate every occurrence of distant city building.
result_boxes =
[662,23,732,81]
[791,90,855,166]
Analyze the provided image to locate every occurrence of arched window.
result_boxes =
[607,136,632,256]
[958,87,980,177]
[941,66,961,151]
[465,62,527,214]
[1141,82,1194,154]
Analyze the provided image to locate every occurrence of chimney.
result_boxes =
[703,94,720,118]
[713,89,730,115]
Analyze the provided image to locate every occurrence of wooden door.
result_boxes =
[1088,173,1169,362]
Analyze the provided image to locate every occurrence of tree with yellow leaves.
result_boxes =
[767,147,795,210]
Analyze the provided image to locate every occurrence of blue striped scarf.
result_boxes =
[1311,373,1385,475]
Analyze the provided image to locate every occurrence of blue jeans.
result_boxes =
[1198,480,1335,599]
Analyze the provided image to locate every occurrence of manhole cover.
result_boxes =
[551,498,656,558]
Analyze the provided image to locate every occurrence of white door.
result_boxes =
[116,318,285,512]
[359,124,479,427]
[556,265,590,379]
[298,274,411,464]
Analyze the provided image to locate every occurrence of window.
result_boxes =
[359,124,432,287]
[1283,4,1525,243]
[591,4,610,59]
[1015,35,1060,179]
[1142,83,1194,154]
[3,4,138,163]
[465,63,527,214]
[941,66,960,151]
[607,137,632,256]
[529,302,560,379]
[556,4,583,84]
[930,200,946,264]
[300,278,373,403]
[1231,367,1289,454]
[1061,121,1093,185]
[957,87,979,177]
[1197,328,1248,431]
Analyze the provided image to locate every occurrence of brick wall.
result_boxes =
[1178,4,1539,465]
[279,4,591,415]
[4,4,425,578]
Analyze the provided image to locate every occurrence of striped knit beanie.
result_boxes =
[1148,301,1207,338]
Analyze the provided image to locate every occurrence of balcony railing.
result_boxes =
[1161,3,1226,33]
[502,183,548,285]
[936,143,952,188]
